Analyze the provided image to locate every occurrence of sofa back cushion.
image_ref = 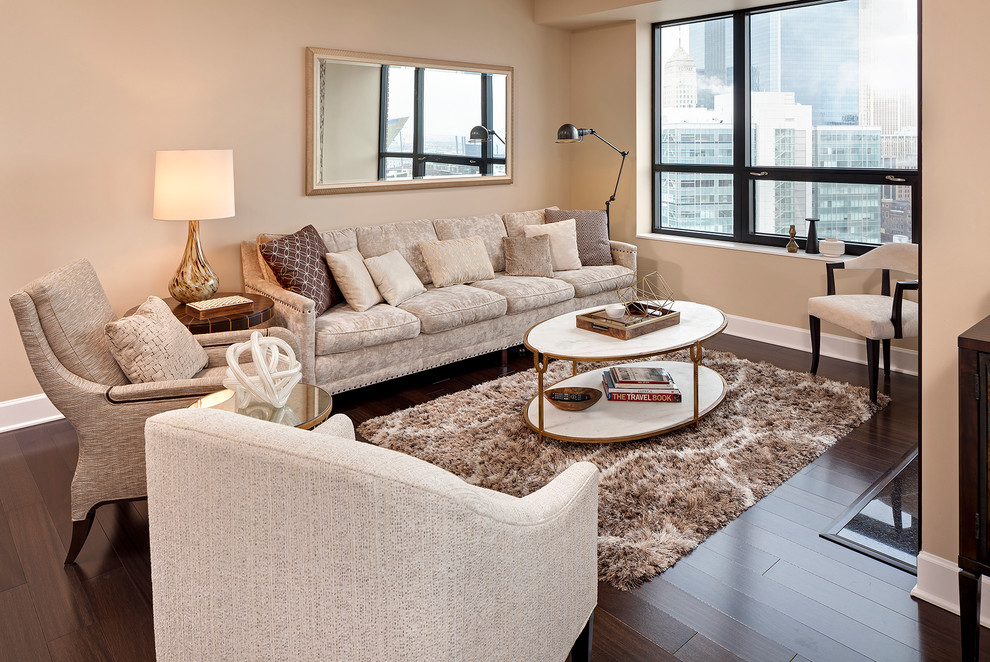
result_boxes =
[501,206,558,238]
[433,214,507,272]
[356,220,438,285]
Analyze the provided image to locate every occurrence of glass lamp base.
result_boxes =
[170,220,219,303]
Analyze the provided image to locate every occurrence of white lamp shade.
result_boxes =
[153,149,235,221]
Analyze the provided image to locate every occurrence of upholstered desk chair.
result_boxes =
[808,243,919,403]
[9,258,299,564]
[145,408,599,662]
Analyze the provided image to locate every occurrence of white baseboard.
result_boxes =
[0,394,63,434]
[724,314,918,376]
[912,551,990,625]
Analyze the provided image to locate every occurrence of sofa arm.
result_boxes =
[196,327,301,368]
[241,240,317,383]
[610,240,637,273]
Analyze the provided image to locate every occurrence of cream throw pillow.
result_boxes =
[418,236,495,287]
[523,219,582,271]
[364,250,427,306]
[104,296,208,383]
[325,248,384,312]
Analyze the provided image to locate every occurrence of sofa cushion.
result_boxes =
[419,236,495,288]
[503,235,553,278]
[501,206,558,237]
[259,225,340,314]
[315,303,420,355]
[325,248,384,313]
[524,219,582,271]
[356,219,438,284]
[553,265,636,298]
[398,285,506,334]
[434,214,508,272]
[545,208,613,267]
[469,274,574,315]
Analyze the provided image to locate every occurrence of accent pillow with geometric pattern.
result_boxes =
[259,224,340,314]
[544,208,613,266]
[104,296,209,383]
[418,236,495,287]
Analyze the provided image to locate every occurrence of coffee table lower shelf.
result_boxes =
[523,361,727,443]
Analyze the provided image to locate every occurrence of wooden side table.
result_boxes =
[128,292,274,334]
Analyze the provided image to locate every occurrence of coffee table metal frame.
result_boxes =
[522,301,728,443]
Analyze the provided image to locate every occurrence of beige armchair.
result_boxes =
[808,243,918,403]
[9,258,299,563]
[145,408,599,662]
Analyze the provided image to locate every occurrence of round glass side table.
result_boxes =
[190,383,332,430]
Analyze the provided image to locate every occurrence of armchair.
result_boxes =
[808,243,919,403]
[145,408,600,662]
[9,258,299,563]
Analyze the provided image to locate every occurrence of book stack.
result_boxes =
[601,366,682,402]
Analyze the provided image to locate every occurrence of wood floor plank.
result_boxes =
[46,624,113,662]
[81,568,155,662]
[596,582,696,654]
[591,607,679,662]
[674,632,748,662]
[6,503,95,641]
[0,584,50,662]
[0,435,44,512]
[751,493,834,531]
[784,471,861,507]
[766,482,848,518]
[94,503,152,610]
[0,510,26,593]
[637,578,797,662]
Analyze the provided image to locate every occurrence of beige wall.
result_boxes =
[0,0,572,402]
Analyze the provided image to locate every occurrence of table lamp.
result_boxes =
[468,125,505,145]
[153,149,235,303]
[555,123,628,233]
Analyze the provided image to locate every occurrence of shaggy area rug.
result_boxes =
[357,349,886,590]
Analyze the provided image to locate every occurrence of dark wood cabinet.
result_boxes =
[958,315,990,661]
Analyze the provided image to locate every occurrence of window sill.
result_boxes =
[635,232,851,262]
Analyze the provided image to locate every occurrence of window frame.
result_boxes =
[378,66,506,180]
[651,0,920,255]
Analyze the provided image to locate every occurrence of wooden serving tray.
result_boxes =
[576,306,681,340]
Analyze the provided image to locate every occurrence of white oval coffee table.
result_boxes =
[522,301,727,443]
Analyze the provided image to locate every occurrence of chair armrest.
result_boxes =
[610,240,637,273]
[892,279,919,339]
[195,327,301,368]
[107,378,225,404]
[825,261,845,295]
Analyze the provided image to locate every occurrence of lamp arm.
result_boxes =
[589,130,628,157]
[490,130,506,146]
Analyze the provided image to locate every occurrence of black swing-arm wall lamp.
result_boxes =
[555,123,629,232]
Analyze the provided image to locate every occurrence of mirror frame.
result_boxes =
[306,47,513,196]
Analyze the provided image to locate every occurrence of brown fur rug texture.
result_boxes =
[357,349,886,590]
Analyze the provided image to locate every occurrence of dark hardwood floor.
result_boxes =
[0,334,974,661]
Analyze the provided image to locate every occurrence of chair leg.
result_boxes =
[570,613,593,662]
[882,338,891,377]
[809,316,822,375]
[866,339,880,404]
[64,511,96,565]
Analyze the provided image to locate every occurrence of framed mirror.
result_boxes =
[306,48,513,195]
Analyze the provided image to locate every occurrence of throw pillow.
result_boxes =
[545,208,613,266]
[418,236,495,287]
[104,296,209,383]
[364,250,427,306]
[523,219,582,271]
[259,225,340,314]
[503,235,553,278]
[502,206,559,237]
[325,248,384,312]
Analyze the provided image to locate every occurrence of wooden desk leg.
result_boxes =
[960,566,982,662]
[689,341,702,425]
[534,351,548,442]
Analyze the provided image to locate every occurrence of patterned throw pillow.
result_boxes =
[418,236,495,287]
[259,225,339,314]
[544,209,613,266]
[523,219,582,271]
[503,235,553,277]
[104,296,209,383]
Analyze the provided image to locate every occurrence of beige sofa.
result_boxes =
[241,208,636,394]
[146,408,599,661]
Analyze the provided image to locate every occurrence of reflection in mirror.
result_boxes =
[306,48,512,195]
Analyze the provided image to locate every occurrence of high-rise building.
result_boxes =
[661,46,698,110]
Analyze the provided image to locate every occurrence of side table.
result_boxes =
[128,292,274,334]
[190,383,332,430]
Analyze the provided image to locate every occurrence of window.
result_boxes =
[380,67,507,180]
[654,0,918,252]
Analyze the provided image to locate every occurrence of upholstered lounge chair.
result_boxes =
[808,242,919,403]
[145,408,599,662]
[9,258,299,563]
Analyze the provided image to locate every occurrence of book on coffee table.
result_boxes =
[609,366,672,384]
